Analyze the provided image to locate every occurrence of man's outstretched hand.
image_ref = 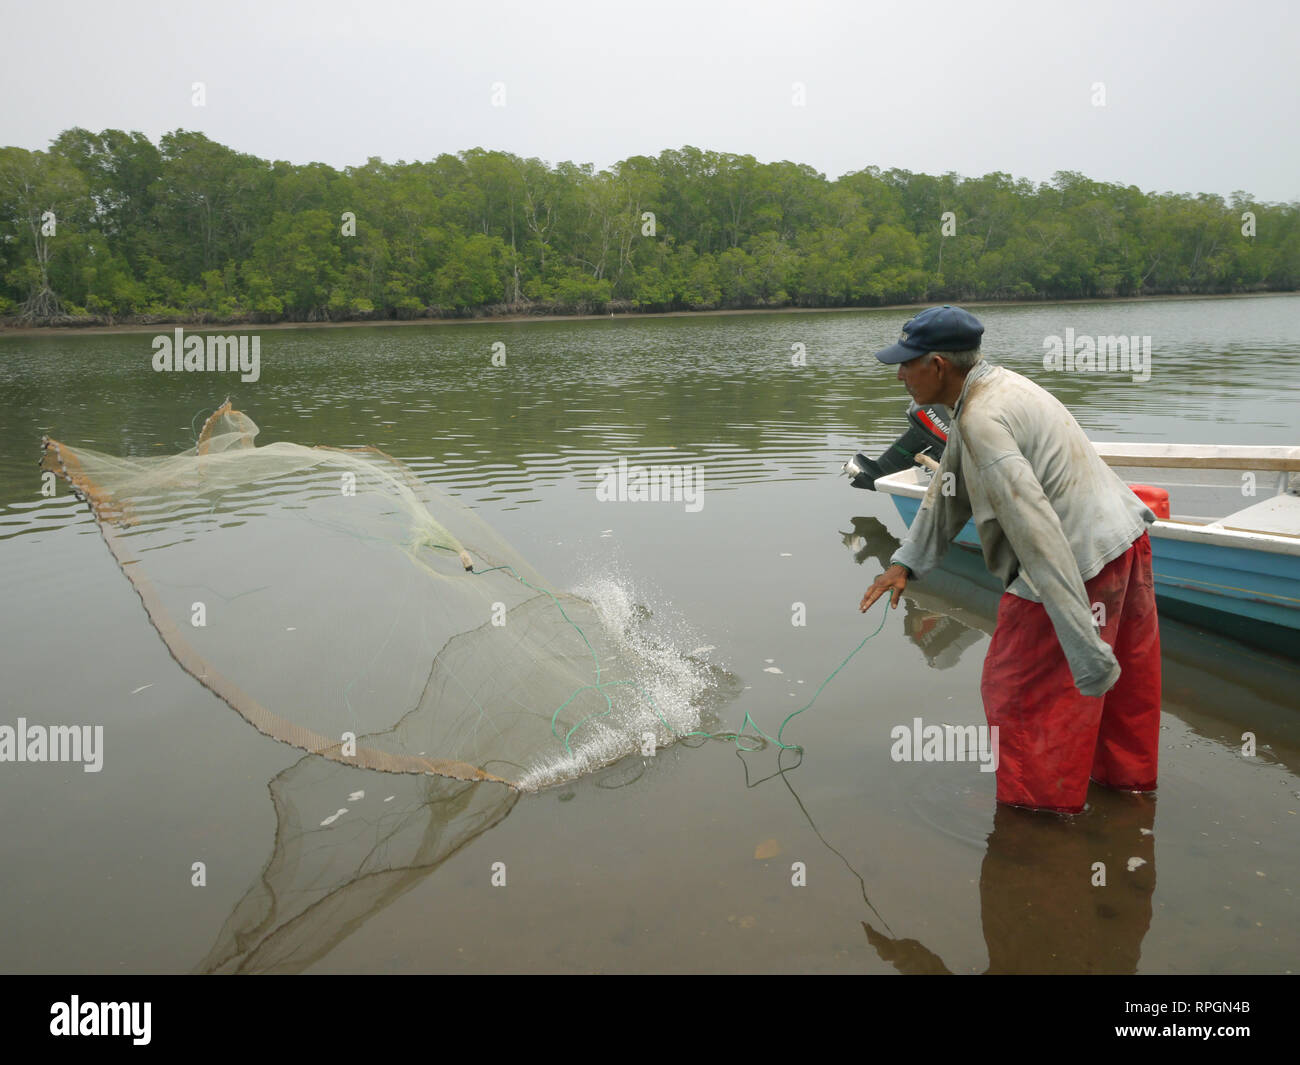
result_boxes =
[860,564,909,612]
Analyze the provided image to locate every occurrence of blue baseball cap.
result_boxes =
[874,305,985,365]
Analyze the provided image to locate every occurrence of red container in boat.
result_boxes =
[1128,483,1170,519]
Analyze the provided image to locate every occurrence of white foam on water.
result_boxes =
[515,573,714,792]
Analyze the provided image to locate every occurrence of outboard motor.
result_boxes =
[843,402,951,490]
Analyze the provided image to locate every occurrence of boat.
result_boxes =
[872,444,1300,656]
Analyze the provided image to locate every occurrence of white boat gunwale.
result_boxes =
[873,441,1300,560]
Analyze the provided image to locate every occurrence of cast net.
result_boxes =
[196,755,519,973]
[41,401,712,791]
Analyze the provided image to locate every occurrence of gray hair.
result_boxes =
[921,347,983,372]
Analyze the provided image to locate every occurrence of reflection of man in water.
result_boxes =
[863,791,1156,974]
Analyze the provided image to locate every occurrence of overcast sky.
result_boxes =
[3,0,1297,202]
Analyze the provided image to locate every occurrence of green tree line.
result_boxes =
[1,129,1296,324]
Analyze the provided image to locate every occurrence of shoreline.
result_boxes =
[1,290,1295,338]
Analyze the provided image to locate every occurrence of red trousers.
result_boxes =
[980,533,1161,813]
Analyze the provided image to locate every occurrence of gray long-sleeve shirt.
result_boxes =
[890,360,1155,696]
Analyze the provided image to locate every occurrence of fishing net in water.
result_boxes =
[197,755,519,973]
[41,401,712,791]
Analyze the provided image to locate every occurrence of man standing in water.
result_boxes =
[858,306,1162,813]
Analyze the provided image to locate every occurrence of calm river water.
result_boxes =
[0,295,1297,973]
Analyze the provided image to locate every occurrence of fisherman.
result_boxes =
[858,305,1162,814]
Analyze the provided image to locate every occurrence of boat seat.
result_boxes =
[1206,492,1300,538]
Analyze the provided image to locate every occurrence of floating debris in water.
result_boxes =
[320,808,348,826]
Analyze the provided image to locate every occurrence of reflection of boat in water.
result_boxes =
[841,517,987,669]
[874,443,1300,656]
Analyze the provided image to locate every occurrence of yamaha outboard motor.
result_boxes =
[844,402,951,490]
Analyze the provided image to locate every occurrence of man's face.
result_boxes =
[897,353,941,403]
